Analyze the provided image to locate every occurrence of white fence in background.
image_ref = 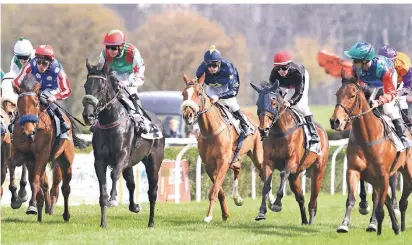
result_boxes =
[1,135,403,206]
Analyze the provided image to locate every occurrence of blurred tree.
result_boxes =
[131,9,249,103]
[1,4,126,117]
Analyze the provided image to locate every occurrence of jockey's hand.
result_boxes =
[284,100,291,107]
[47,95,56,103]
[370,100,379,108]
[118,80,126,88]
[210,95,219,103]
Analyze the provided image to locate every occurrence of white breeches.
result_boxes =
[369,70,400,120]
[206,85,240,112]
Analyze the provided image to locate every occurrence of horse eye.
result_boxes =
[351,95,355,98]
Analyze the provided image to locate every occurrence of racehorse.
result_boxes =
[181,74,274,223]
[9,74,87,223]
[330,69,412,235]
[250,80,329,224]
[82,60,165,228]
[1,76,28,207]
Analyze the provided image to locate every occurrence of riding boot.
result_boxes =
[129,94,149,134]
[401,109,412,129]
[233,110,254,135]
[53,108,69,133]
[392,118,411,148]
[304,115,320,143]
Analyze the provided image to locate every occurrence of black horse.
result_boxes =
[82,60,165,228]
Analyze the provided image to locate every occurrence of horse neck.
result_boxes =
[97,89,127,124]
[272,104,296,133]
[351,95,383,142]
[197,102,226,137]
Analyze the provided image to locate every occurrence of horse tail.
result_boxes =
[68,116,89,149]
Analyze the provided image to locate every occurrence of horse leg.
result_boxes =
[270,167,290,212]
[17,164,28,203]
[0,150,7,197]
[8,158,20,209]
[337,169,360,233]
[217,186,229,221]
[255,161,274,221]
[95,160,109,228]
[50,163,62,215]
[40,171,51,215]
[366,189,378,232]
[308,162,326,224]
[384,193,399,235]
[122,166,140,214]
[60,157,72,222]
[36,170,46,223]
[375,176,391,235]
[399,168,412,232]
[389,172,400,216]
[108,164,123,207]
[204,160,229,223]
[145,153,163,228]
[232,165,244,206]
[289,173,308,224]
[358,180,370,215]
[248,148,275,204]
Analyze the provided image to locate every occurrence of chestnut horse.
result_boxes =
[9,74,87,223]
[181,74,273,223]
[330,70,412,235]
[250,81,329,224]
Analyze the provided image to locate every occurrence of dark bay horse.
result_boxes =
[330,70,412,235]
[82,60,165,228]
[9,74,87,223]
[181,74,274,223]
[250,81,329,225]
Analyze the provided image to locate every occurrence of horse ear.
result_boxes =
[183,73,191,84]
[250,82,261,93]
[33,82,41,94]
[271,79,279,91]
[198,73,205,85]
[103,62,110,75]
[86,58,92,72]
[341,68,346,79]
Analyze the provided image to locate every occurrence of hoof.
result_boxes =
[270,204,282,212]
[337,225,349,233]
[204,216,213,223]
[26,206,38,215]
[11,200,23,209]
[366,223,377,232]
[358,205,370,215]
[18,193,28,203]
[108,199,118,207]
[255,213,266,221]
[394,208,401,217]
[234,197,244,206]
[129,204,141,213]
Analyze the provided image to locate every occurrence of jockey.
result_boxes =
[268,50,320,143]
[378,45,412,127]
[97,29,155,134]
[344,41,411,148]
[195,45,254,136]
[13,45,72,139]
[10,37,35,76]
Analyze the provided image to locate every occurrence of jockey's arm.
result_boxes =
[129,47,145,87]
[54,69,71,100]
[9,57,19,76]
[219,66,240,99]
[289,72,305,105]
[268,67,278,84]
[376,69,397,105]
[195,62,206,80]
[398,68,412,96]
[13,62,31,87]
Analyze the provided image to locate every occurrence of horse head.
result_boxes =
[180,73,211,125]
[82,59,119,126]
[330,69,367,131]
[250,80,283,139]
[13,74,41,141]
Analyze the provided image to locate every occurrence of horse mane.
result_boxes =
[20,74,38,91]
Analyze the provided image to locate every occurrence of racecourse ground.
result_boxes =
[1,193,411,245]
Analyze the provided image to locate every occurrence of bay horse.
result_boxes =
[82,60,165,228]
[330,70,412,235]
[181,73,274,223]
[250,81,329,224]
[1,76,28,207]
[9,74,87,223]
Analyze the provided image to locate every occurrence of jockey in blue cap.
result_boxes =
[195,45,254,135]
